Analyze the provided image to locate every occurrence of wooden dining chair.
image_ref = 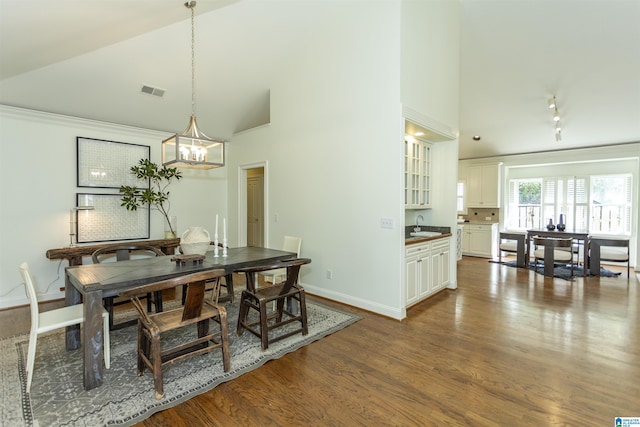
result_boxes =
[19,262,110,392]
[180,242,234,304]
[92,244,165,330]
[498,232,527,267]
[119,268,231,400]
[258,236,302,284]
[589,237,630,277]
[236,258,312,350]
[533,237,575,277]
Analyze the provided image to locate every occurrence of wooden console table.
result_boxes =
[46,238,181,267]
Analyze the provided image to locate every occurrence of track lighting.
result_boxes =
[549,95,562,141]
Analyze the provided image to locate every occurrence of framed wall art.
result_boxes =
[77,137,150,189]
[76,193,150,243]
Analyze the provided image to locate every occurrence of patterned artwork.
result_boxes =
[77,137,149,188]
[76,193,149,243]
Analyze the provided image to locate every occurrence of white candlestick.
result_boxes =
[214,214,219,257]
[223,218,227,241]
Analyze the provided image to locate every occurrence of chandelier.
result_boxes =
[162,1,225,169]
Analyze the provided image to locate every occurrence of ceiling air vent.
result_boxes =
[141,85,165,98]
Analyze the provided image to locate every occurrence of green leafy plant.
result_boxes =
[119,159,182,237]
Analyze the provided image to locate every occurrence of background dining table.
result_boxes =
[526,229,590,276]
[65,246,298,390]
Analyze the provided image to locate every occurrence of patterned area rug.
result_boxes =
[491,260,622,280]
[1,297,360,426]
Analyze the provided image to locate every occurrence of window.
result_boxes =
[507,179,541,228]
[590,174,632,234]
[507,173,632,236]
[456,180,465,213]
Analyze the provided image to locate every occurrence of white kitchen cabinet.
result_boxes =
[406,236,451,306]
[404,139,431,209]
[431,238,450,290]
[456,225,464,261]
[465,163,502,208]
[461,223,498,258]
[405,241,431,306]
[461,225,470,254]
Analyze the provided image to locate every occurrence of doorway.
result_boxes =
[247,168,264,247]
[238,162,268,248]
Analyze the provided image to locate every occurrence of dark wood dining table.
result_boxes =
[65,246,298,390]
[526,229,590,276]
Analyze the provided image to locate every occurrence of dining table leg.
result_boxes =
[543,246,555,277]
[582,239,589,276]
[65,276,81,350]
[83,288,104,390]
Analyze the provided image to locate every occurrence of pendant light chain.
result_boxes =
[189,1,196,116]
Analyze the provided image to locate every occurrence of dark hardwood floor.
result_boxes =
[2,257,638,425]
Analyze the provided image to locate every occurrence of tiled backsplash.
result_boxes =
[460,208,500,224]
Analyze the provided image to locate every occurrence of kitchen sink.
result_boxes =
[410,231,442,237]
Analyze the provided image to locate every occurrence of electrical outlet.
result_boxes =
[380,218,394,229]
[326,269,333,279]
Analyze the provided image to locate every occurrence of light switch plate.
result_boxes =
[380,218,394,229]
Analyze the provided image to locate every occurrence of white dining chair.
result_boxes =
[19,262,110,392]
[259,236,302,284]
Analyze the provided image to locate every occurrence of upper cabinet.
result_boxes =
[463,163,502,208]
[404,138,432,209]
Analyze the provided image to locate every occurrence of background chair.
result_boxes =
[533,237,575,277]
[589,238,630,278]
[92,244,165,330]
[181,242,234,304]
[119,268,231,400]
[236,258,312,350]
[19,262,110,392]
[258,236,302,284]
[498,232,527,267]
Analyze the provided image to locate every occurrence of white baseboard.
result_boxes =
[0,291,64,310]
[302,282,405,320]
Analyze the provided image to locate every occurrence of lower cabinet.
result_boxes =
[406,237,451,307]
[431,239,450,291]
[461,223,498,258]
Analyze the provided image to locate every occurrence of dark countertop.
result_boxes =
[405,233,452,245]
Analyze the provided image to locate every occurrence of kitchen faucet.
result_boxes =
[414,215,424,232]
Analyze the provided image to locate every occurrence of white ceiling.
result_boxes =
[1,0,639,159]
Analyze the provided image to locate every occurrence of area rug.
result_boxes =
[491,260,622,280]
[1,298,360,426]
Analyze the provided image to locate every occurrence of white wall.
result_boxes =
[0,106,227,308]
[401,0,460,130]
[228,2,406,318]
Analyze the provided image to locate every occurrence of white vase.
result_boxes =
[180,226,210,255]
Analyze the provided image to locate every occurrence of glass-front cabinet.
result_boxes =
[404,138,431,209]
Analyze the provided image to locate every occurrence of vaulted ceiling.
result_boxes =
[1,0,639,159]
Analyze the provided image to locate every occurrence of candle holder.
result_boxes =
[223,239,228,257]
[213,233,219,257]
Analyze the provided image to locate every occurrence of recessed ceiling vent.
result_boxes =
[141,85,165,98]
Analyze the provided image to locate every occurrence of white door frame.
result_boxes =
[237,161,268,247]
